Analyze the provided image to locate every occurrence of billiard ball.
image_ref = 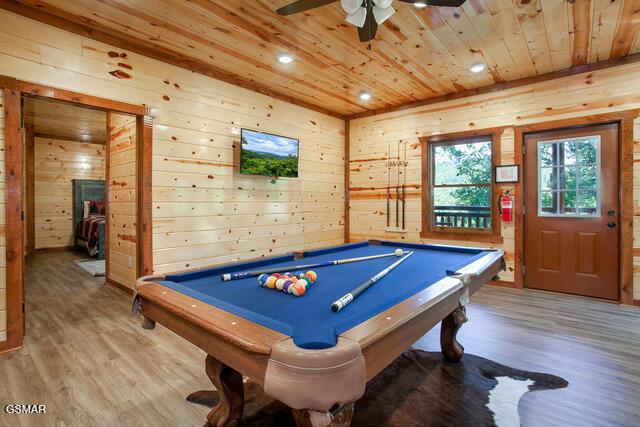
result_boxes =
[291,282,306,296]
[257,274,269,287]
[305,271,317,283]
[265,276,277,289]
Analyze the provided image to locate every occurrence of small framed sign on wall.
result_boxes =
[495,165,519,183]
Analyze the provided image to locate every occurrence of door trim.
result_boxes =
[0,76,153,353]
[514,110,640,305]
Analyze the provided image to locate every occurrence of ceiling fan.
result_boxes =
[277,0,466,43]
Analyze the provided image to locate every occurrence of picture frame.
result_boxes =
[495,165,519,183]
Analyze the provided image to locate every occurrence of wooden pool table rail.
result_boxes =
[133,247,504,426]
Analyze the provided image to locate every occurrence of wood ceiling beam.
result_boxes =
[346,52,640,121]
[610,0,640,58]
[0,0,346,119]
[571,0,591,66]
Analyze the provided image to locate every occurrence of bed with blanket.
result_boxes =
[72,179,106,259]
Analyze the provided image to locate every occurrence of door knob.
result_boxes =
[607,222,616,229]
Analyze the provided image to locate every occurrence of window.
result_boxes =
[537,135,600,217]
[421,131,502,243]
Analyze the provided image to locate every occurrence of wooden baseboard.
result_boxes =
[34,246,75,253]
[488,279,520,289]
[633,299,640,307]
[0,342,23,355]
[105,277,134,296]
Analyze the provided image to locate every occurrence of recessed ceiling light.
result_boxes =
[359,91,372,101]
[470,63,486,73]
[414,2,427,7]
[277,53,294,64]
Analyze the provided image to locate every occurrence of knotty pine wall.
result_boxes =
[0,9,344,299]
[107,112,137,289]
[0,91,5,342]
[349,63,640,300]
[34,137,105,249]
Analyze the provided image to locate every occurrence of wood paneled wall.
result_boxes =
[349,63,640,298]
[633,121,640,302]
[107,112,137,289]
[0,90,5,342]
[0,10,344,280]
[34,137,105,249]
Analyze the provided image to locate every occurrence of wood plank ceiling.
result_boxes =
[23,97,107,143]
[4,0,640,117]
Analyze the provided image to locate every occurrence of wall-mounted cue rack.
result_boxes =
[385,140,408,233]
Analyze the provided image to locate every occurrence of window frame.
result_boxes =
[420,129,503,243]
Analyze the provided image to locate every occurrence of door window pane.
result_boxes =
[561,166,576,189]
[540,167,557,191]
[560,191,577,214]
[579,165,597,189]
[559,141,577,165]
[537,136,600,217]
[579,191,598,215]
[540,191,556,214]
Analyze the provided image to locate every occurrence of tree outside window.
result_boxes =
[421,131,501,242]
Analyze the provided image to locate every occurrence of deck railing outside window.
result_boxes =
[433,205,491,229]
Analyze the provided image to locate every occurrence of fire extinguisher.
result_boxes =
[499,190,513,222]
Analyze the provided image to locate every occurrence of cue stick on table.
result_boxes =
[221,250,409,281]
[331,251,414,312]
[386,141,390,228]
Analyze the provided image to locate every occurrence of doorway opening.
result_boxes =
[0,79,152,353]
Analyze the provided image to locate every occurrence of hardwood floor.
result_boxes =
[0,251,639,426]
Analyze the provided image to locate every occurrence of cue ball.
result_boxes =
[395,248,403,256]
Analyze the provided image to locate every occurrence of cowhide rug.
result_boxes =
[194,349,568,427]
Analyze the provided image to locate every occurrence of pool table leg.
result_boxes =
[440,305,468,362]
[292,403,354,427]
[187,355,244,427]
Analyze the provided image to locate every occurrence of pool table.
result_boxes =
[133,240,504,426]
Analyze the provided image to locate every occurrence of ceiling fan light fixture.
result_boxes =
[346,6,368,27]
[469,63,486,73]
[372,5,395,24]
[341,0,362,14]
[277,53,295,64]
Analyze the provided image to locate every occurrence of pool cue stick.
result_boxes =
[386,142,390,228]
[221,250,410,281]
[331,251,414,312]
[395,140,400,228]
[402,141,407,230]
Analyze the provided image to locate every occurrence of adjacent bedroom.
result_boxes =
[22,95,140,298]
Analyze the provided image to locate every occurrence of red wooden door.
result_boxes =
[524,123,619,300]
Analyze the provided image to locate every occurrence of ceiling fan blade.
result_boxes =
[346,7,368,27]
[357,8,379,42]
[372,5,395,24]
[397,0,466,6]
[277,0,339,16]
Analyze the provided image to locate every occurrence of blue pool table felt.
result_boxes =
[160,241,491,350]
